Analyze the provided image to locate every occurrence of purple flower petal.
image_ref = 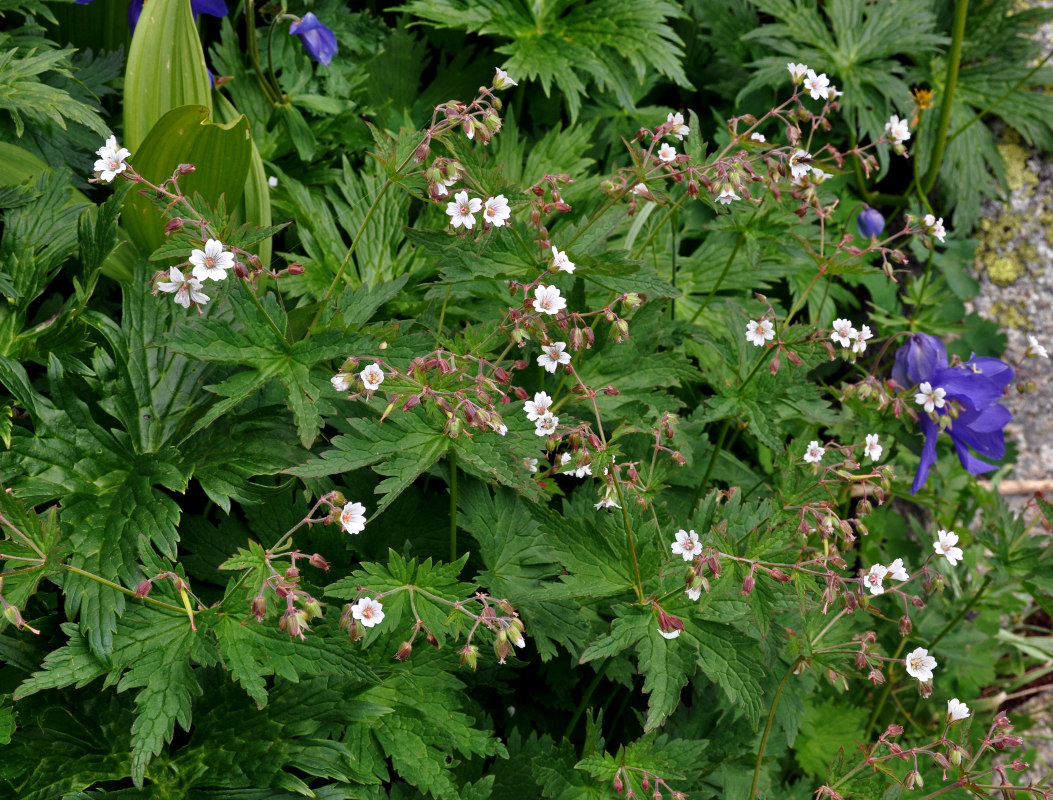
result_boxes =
[289,12,338,66]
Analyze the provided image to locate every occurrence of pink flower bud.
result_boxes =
[164,218,184,235]
[287,263,305,275]
[769,567,791,583]
[176,163,196,174]
[135,580,153,598]
[308,554,330,571]
[250,595,267,622]
[741,573,755,595]
[394,641,413,661]
[402,395,421,412]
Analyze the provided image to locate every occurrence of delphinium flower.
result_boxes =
[157,268,209,309]
[189,239,235,282]
[551,246,575,273]
[537,341,571,373]
[532,285,566,315]
[831,318,856,348]
[857,207,885,240]
[864,434,883,462]
[360,363,385,391]
[933,529,964,566]
[93,135,131,182]
[947,698,971,722]
[670,529,700,561]
[745,319,774,347]
[802,440,825,463]
[482,195,511,227]
[351,597,385,628]
[447,190,482,229]
[803,69,831,100]
[666,111,690,140]
[339,501,367,534]
[864,564,887,595]
[290,13,338,67]
[658,143,677,163]
[77,0,227,33]
[894,331,1013,493]
[904,647,937,682]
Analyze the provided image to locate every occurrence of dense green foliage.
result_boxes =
[2,0,1053,798]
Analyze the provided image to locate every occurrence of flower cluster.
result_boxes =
[830,317,873,354]
[863,557,908,596]
[894,332,1013,493]
[93,135,130,183]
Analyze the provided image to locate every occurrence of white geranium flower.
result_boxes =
[360,363,385,390]
[524,391,553,421]
[339,501,367,534]
[831,318,856,348]
[864,433,883,462]
[189,238,236,282]
[523,457,539,472]
[532,284,567,316]
[904,646,937,682]
[157,267,209,309]
[745,319,775,347]
[947,698,970,723]
[658,627,681,640]
[886,558,909,582]
[934,529,964,566]
[670,529,700,562]
[594,486,620,510]
[686,585,702,601]
[786,62,809,83]
[331,374,350,392]
[667,111,690,140]
[446,190,482,229]
[914,381,946,413]
[483,195,511,227]
[750,132,766,143]
[923,213,947,243]
[351,597,385,628]
[788,149,812,180]
[94,135,131,182]
[534,412,559,437]
[551,246,575,274]
[851,324,873,354]
[493,67,517,89]
[884,115,911,146]
[1026,334,1048,359]
[658,143,677,163]
[864,563,887,596]
[803,69,831,100]
[717,186,740,205]
[537,341,571,373]
[803,440,825,464]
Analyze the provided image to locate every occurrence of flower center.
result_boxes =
[205,257,215,268]
[362,607,374,618]
[459,205,469,214]
[910,657,922,670]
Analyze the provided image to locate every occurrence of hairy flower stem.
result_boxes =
[564,656,613,740]
[920,0,969,195]
[64,565,185,614]
[610,476,645,603]
[865,636,908,736]
[449,449,459,563]
[690,199,766,323]
[749,657,802,800]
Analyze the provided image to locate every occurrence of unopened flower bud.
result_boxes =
[287,263,305,275]
[899,615,912,636]
[402,395,421,412]
[426,630,440,648]
[641,775,650,792]
[769,356,780,374]
[622,292,642,309]
[135,580,153,598]
[308,553,330,571]
[164,217,184,235]
[394,641,413,661]
[459,644,479,670]
[250,595,267,621]
[234,262,249,279]
[176,163,196,174]
[741,573,755,595]
[613,776,624,794]
[1011,759,1029,771]
[948,746,962,766]
[769,567,791,582]
[3,605,21,626]
[285,566,299,579]
[302,599,323,619]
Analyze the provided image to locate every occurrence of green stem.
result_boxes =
[448,448,459,563]
[240,279,286,341]
[945,49,1053,148]
[929,573,992,650]
[564,656,613,740]
[245,0,281,105]
[865,637,908,735]
[437,285,452,336]
[610,476,645,603]
[920,0,969,195]
[690,420,729,508]
[64,565,185,614]
[265,19,284,103]
[309,178,394,333]
[749,658,801,800]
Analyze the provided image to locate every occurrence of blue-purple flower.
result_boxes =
[76,0,228,32]
[857,206,885,240]
[289,13,338,67]
[893,332,1013,493]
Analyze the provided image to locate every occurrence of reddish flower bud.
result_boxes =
[287,263,305,275]
[741,573,755,595]
[394,641,413,661]
[285,566,299,579]
[234,262,249,279]
[886,724,903,736]
[308,553,331,571]
[176,163,196,174]
[250,595,267,622]
[494,367,510,383]
[898,615,912,636]
[769,567,791,582]
[613,776,624,794]
[135,580,153,598]
[402,395,421,412]
[164,217,184,235]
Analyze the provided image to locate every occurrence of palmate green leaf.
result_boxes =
[575,732,702,788]
[0,47,109,138]
[167,290,345,447]
[0,485,62,632]
[213,615,379,709]
[457,480,590,660]
[0,355,191,657]
[398,0,689,121]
